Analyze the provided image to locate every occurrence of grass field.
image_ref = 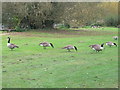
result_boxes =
[2,28,118,88]
[68,26,118,32]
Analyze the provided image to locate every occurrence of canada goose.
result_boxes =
[39,42,54,49]
[106,42,117,47]
[89,43,104,52]
[113,36,118,40]
[62,45,77,52]
[7,37,19,50]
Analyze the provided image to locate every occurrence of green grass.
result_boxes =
[68,26,118,32]
[2,28,118,88]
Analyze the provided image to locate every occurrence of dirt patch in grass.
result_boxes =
[2,29,116,38]
[0,33,9,36]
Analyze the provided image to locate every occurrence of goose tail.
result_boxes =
[15,45,19,48]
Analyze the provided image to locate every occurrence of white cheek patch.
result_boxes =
[92,48,95,50]
[100,47,104,49]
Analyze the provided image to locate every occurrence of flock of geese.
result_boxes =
[7,36,118,52]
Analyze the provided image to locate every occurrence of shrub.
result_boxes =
[54,23,70,29]
[104,16,118,27]
[64,23,70,28]
[91,23,103,27]
[15,26,25,32]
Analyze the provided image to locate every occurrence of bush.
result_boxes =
[91,23,103,27]
[104,16,118,27]
[64,23,70,28]
[15,26,25,32]
[59,23,70,29]
[54,23,70,29]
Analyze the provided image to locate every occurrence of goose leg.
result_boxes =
[43,47,46,49]
[68,49,71,52]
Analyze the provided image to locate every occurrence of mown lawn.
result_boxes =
[69,26,118,32]
[2,28,118,88]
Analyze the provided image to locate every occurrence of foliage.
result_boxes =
[91,22,104,27]
[59,23,70,29]
[104,16,118,27]
[2,2,118,31]
[64,23,70,28]
[53,23,70,29]
[15,26,25,32]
